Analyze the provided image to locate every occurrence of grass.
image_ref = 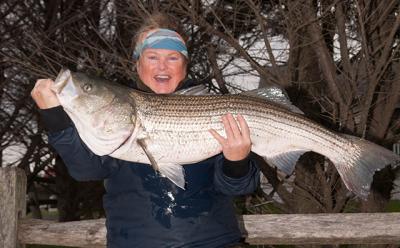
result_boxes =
[26,208,59,220]
[386,199,400,212]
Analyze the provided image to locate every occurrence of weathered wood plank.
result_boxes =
[238,213,400,245]
[18,218,106,247]
[18,213,400,246]
[0,167,26,248]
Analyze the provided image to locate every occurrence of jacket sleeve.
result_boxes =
[213,153,260,195]
[42,106,119,181]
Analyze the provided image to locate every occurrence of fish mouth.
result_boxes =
[52,69,72,93]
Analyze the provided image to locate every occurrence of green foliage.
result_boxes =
[386,200,400,212]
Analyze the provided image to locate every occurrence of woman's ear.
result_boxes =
[135,60,141,74]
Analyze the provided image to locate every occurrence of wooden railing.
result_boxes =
[1,167,400,247]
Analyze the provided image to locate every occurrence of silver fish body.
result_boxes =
[53,69,400,198]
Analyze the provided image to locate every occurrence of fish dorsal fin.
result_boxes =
[241,86,304,115]
[174,84,215,96]
[175,84,303,114]
[265,149,310,175]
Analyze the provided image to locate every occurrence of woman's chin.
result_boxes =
[152,85,176,94]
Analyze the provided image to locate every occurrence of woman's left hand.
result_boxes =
[209,113,251,161]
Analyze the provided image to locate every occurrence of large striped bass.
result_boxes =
[52,69,399,198]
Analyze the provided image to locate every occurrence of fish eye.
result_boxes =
[83,84,92,92]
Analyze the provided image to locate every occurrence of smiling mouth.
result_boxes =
[154,75,171,83]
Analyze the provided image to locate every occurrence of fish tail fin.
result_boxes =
[333,136,400,199]
[158,163,186,190]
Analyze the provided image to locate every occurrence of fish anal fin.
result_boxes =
[137,138,159,171]
[265,149,310,175]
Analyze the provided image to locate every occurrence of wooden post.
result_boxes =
[0,167,26,248]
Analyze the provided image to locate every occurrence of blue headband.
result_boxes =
[133,28,188,60]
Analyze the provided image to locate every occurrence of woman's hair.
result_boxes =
[132,12,187,55]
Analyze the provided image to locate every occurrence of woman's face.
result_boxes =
[137,48,187,94]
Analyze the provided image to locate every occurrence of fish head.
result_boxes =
[53,69,137,155]
[54,69,118,112]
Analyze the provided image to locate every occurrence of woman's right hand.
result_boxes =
[31,79,60,109]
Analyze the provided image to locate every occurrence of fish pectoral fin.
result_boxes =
[136,139,186,190]
[158,163,186,190]
[137,138,159,171]
[265,149,310,175]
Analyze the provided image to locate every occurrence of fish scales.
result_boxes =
[135,91,346,156]
[53,69,400,198]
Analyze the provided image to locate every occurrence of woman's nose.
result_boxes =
[157,57,167,70]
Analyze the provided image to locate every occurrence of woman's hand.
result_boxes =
[209,113,251,161]
[31,79,60,109]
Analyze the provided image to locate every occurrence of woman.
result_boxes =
[31,13,260,248]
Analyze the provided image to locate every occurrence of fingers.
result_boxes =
[210,113,251,143]
[209,129,225,145]
[226,113,242,139]
[210,113,252,161]
[31,79,54,96]
[222,114,234,140]
[31,79,60,109]
[209,113,252,161]
[33,79,54,89]
[237,114,250,139]
[211,113,240,143]
[222,113,250,139]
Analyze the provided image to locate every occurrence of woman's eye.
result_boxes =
[83,84,92,92]
[147,55,158,60]
[168,56,180,61]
